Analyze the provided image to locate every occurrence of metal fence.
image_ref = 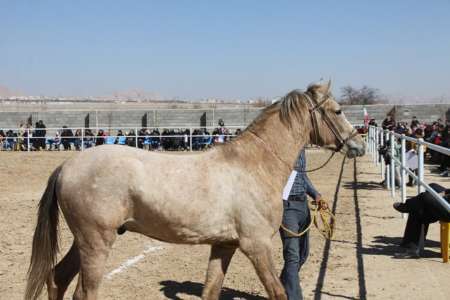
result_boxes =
[0,126,246,152]
[367,125,450,213]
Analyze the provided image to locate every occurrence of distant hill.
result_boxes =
[0,85,23,97]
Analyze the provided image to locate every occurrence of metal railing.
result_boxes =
[0,126,246,152]
[367,125,450,214]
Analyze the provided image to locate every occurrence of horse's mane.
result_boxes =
[245,89,311,133]
[217,85,324,152]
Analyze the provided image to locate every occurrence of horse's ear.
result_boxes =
[307,81,330,96]
[326,79,332,93]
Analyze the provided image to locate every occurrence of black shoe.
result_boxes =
[395,248,420,259]
[393,202,409,213]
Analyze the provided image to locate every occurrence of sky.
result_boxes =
[1,0,450,101]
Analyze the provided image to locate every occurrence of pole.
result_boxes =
[380,128,385,180]
[400,135,406,218]
[390,132,396,198]
[135,127,138,148]
[189,127,192,152]
[375,128,379,165]
[385,131,390,190]
[81,128,84,151]
[418,139,424,194]
[27,128,30,152]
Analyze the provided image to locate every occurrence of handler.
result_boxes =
[280,148,321,300]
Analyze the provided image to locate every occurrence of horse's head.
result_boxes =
[305,81,366,158]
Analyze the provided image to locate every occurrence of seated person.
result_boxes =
[393,183,450,257]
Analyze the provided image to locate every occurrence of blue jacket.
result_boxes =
[289,149,320,199]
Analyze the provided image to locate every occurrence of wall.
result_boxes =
[0,103,448,133]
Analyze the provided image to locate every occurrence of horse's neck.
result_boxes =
[230,112,310,178]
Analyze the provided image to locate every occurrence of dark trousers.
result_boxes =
[402,183,450,246]
[279,198,310,300]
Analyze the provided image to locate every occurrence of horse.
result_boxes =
[25,81,365,300]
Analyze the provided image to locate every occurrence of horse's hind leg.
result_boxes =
[201,244,236,300]
[46,242,81,300]
[75,229,116,300]
[239,237,287,300]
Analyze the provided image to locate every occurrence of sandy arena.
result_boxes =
[0,150,449,299]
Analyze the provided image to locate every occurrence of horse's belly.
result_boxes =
[127,199,238,244]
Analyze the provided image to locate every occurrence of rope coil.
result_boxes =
[280,199,336,239]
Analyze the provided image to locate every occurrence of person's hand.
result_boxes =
[314,195,328,210]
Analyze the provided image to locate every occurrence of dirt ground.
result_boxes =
[0,149,448,299]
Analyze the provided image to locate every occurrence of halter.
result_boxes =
[304,92,358,152]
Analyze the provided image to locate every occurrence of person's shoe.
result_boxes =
[393,202,409,213]
[395,243,420,258]
[440,170,449,177]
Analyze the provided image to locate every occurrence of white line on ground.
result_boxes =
[105,244,164,280]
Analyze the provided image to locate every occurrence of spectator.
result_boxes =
[22,124,32,151]
[115,129,124,144]
[126,129,136,147]
[439,124,450,177]
[74,129,82,150]
[0,130,5,149]
[96,129,106,146]
[393,183,450,257]
[34,120,46,150]
[84,129,95,148]
[137,128,147,148]
[382,114,395,131]
[60,126,74,150]
[150,128,161,150]
[17,123,26,150]
[410,116,420,130]
[368,118,378,127]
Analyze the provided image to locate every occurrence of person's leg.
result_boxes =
[402,213,422,246]
[298,206,311,270]
[280,201,302,300]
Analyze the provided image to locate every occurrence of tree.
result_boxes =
[340,85,383,105]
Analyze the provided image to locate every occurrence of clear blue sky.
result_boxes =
[1,0,450,100]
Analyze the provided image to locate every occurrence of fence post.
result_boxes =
[366,126,370,154]
[81,128,84,151]
[189,127,192,152]
[375,128,379,165]
[400,135,406,217]
[390,132,396,198]
[135,127,138,148]
[417,138,424,194]
[27,128,30,152]
[385,131,390,190]
[380,128,385,180]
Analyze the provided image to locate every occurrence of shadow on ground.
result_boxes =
[362,235,441,258]
[343,181,384,191]
[159,280,266,300]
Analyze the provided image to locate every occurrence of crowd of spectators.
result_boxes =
[374,115,450,178]
[0,119,242,152]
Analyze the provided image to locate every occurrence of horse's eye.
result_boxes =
[335,110,342,115]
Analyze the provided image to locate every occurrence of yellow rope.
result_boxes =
[280,199,336,239]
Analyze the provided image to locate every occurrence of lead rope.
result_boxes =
[280,155,346,239]
[247,129,337,173]
[280,198,336,239]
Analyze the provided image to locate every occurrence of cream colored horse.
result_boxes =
[25,82,365,300]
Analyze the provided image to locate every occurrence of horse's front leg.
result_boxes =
[239,236,287,300]
[201,244,237,300]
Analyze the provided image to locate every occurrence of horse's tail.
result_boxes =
[25,166,62,300]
